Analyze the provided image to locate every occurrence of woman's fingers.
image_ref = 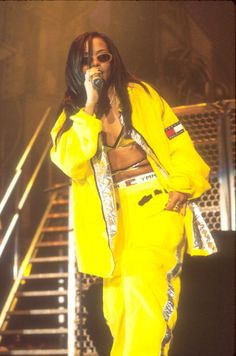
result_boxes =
[165,191,188,212]
[84,68,102,107]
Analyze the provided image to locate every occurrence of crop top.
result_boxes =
[102,126,133,151]
[102,126,151,177]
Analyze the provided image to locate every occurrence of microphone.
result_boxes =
[92,73,104,90]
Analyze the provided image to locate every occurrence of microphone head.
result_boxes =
[92,76,104,90]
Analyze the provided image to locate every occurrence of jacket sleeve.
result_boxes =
[143,83,211,199]
[50,109,102,180]
[160,97,211,199]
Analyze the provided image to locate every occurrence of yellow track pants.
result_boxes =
[103,177,186,356]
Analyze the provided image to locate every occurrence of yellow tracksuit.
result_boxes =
[103,178,185,355]
[50,82,217,355]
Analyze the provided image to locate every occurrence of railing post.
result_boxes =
[67,185,77,355]
[215,101,235,230]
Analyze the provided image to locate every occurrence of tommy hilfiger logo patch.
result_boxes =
[165,122,184,139]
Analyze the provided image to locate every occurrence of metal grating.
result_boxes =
[76,275,99,355]
[173,100,235,231]
[179,110,218,143]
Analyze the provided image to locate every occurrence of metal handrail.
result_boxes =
[0,142,51,258]
[172,98,235,113]
[0,107,51,259]
[0,107,51,215]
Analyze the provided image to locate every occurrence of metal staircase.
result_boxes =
[0,182,100,355]
[0,107,102,356]
[0,107,98,355]
[0,187,73,355]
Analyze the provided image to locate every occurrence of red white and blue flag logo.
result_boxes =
[165,122,184,139]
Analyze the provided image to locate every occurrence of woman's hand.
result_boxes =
[84,67,103,115]
[164,191,188,213]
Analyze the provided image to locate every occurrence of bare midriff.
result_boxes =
[101,102,154,183]
[107,142,154,183]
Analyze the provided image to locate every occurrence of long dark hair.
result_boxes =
[57,31,148,139]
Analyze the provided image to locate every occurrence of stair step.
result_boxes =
[41,226,70,233]
[8,308,68,315]
[16,290,67,297]
[48,212,68,219]
[0,349,68,355]
[30,256,68,263]
[0,351,97,356]
[22,273,68,280]
[52,199,68,205]
[36,241,68,247]
[0,328,68,335]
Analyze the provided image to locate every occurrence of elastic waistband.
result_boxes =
[114,172,157,189]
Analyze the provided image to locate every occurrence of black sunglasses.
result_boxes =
[81,52,113,66]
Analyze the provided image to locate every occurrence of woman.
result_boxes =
[50,32,217,356]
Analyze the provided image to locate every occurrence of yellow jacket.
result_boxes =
[50,82,216,277]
